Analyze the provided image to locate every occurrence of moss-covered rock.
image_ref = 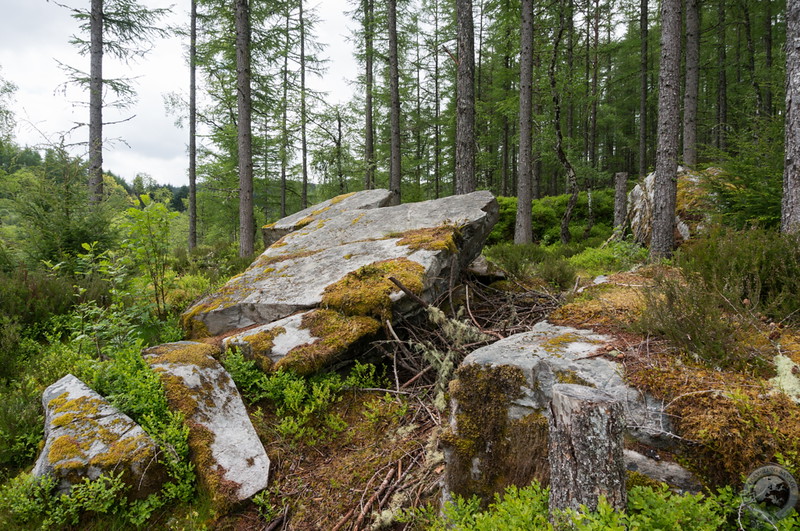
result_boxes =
[32,374,166,499]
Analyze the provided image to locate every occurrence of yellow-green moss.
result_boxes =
[89,434,152,468]
[394,225,460,253]
[441,364,549,506]
[186,421,240,513]
[329,192,356,205]
[241,327,286,372]
[48,435,85,463]
[555,369,594,387]
[626,353,800,488]
[146,343,221,369]
[550,284,644,330]
[156,373,202,417]
[321,258,426,320]
[275,310,381,375]
[627,470,665,490]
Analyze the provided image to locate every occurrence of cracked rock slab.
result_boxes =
[142,342,270,511]
[32,374,166,498]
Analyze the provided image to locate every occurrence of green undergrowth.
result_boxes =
[483,238,646,288]
[403,481,799,530]
[224,350,386,445]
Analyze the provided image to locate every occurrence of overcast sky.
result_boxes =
[0,0,358,187]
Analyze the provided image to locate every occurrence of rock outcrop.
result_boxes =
[33,374,166,498]
[442,321,676,504]
[187,190,499,374]
[142,342,270,511]
[628,167,710,246]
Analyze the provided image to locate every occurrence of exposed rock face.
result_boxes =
[142,342,270,510]
[187,190,499,374]
[32,374,166,498]
[442,321,674,504]
[261,189,394,247]
[628,167,708,246]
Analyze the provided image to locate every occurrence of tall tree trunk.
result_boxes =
[588,0,599,169]
[765,0,774,116]
[651,0,682,260]
[740,0,764,115]
[433,0,441,199]
[364,0,375,190]
[551,1,578,245]
[235,0,254,257]
[388,0,402,205]
[299,0,308,209]
[716,0,728,150]
[89,0,104,203]
[515,0,534,244]
[188,0,197,250]
[638,0,648,177]
[783,0,800,234]
[455,0,476,194]
[566,0,574,140]
[280,8,290,217]
[683,0,699,167]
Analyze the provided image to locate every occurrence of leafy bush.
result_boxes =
[483,243,548,279]
[536,256,577,290]
[224,351,384,445]
[404,482,799,530]
[568,239,648,276]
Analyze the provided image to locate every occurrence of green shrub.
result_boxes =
[537,256,577,290]
[676,228,800,323]
[568,239,648,276]
[483,243,548,279]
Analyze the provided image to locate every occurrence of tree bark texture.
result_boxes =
[89,0,104,203]
[455,0,476,194]
[716,0,728,150]
[614,172,628,230]
[651,0,681,260]
[299,0,308,210]
[783,0,800,234]
[638,0,648,177]
[682,0,699,167]
[387,0,402,205]
[235,0,254,257]
[363,0,375,190]
[188,0,197,250]
[515,0,534,244]
[548,384,626,515]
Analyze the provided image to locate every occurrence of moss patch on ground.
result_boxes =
[550,283,644,331]
[625,351,800,488]
[440,364,549,506]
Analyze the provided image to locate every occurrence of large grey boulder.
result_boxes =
[261,189,394,247]
[184,190,498,374]
[142,342,270,511]
[442,321,676,504]
[32,374,166,498]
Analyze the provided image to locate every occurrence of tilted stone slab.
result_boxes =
[262,189,394,247]
[442,321,673,504]
[33,374,166,498]
[142,342,270,511]
[183,191,499,349]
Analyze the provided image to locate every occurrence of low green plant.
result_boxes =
[483,243,548,279]
[403,482,800,530]
[224,351,385,445]
[567,239,648,276]
[536,256,577,290]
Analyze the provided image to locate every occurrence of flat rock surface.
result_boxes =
[184,191,499,373]
[32,374,165,498]
[142,342,270,509]
[460,321,672,448]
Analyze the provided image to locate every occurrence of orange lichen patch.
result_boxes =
[145,342,221,369]
[329,191,356,205]
[625,351,800,487]
[550,283,644,330]
[240,327,286,372]
[321,258,426,320]
[395,225,460,253]
[89,434,153,468]
[274,310,381,375]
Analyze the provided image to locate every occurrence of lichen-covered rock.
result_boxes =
[442,321,674,505]
[32,374,166,498]
[629,167,709,246]
[184,191,499,374]
[261,189,394,247]
[142,342,270,511]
